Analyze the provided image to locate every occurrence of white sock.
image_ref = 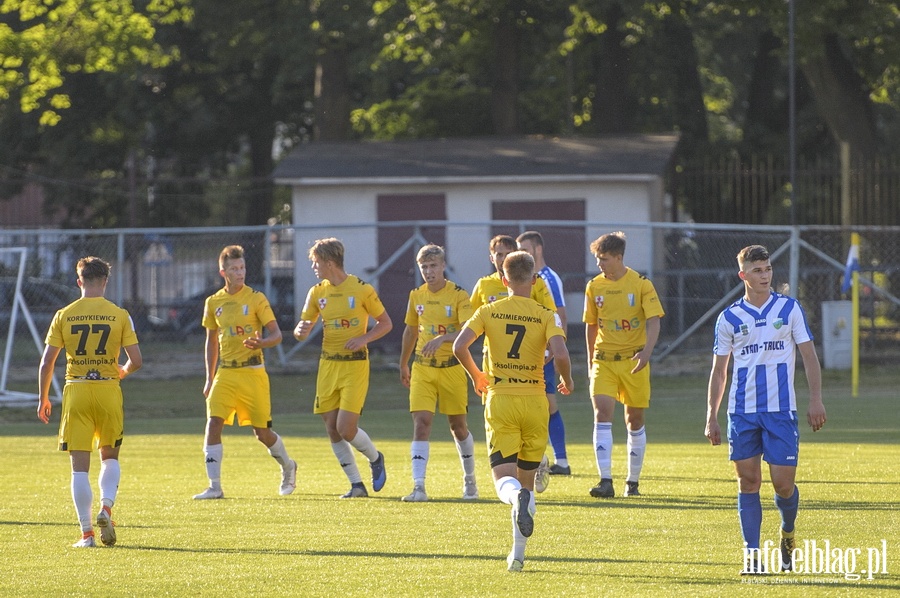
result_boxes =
[267,434,291,470]
[204,444,223,489]
[348,428,379,462]
[411,440,429,486]
[455,432,476,479]
[332,440,362,484]
[510,505,527,561]
[98,459,120,507]
[627,426,646,483]
[71,472,93,533]
[593,422,613,479]
[494,475,521,506]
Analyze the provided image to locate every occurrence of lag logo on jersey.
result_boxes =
[416,304,424,316]
[318,298,327,310]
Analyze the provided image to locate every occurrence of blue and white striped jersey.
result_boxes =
[538,265,566,309]
[713,292,813,414]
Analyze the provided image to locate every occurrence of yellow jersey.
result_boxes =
[203,285,276,368]
[463,295,565,396]
[470,271,556,311]
[404,280,473,365]
[583,267,665,354]
[301,275,386,360]
[45,296,139,381]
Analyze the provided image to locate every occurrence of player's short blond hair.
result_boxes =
[309,238,344,268]
[502,251,535,284]
[219,245,244,269]
[416,244,445,264]
[590,231,626,257]
[76,256,110,282]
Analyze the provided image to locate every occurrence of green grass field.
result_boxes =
[1,365,898,597]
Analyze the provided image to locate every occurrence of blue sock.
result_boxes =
[775,486,799,533]
[548,410,567,460]
[738,492,762,549]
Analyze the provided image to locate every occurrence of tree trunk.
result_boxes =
[594,3,634,133]
[660,6,708,148]
[491,10,519,135]
[314,44,351,141]
[801,34,879,157]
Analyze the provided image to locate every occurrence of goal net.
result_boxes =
[0,248,63,406]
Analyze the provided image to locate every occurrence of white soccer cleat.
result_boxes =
[96,506,116,546]
[507,551,524,572]
[462,479,479,500]
[534,455,551,493]
[193,486,224,500]
[280,460,297,496]
[72,532,97,548]
[401,486,428,502]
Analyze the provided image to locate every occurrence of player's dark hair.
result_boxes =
[489,235,516,251]
[219,245,244,269]
[737,245,770,267]
[416,244,445,264]
[516,230,544,247]
[76,256,110,282]
[590,231,626,257]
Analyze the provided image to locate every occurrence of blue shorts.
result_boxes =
[727,411,799,466]
[543,360,556,395]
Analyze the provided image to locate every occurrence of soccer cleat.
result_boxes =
[624,481,641,497]
[96,505,116,546]
[589,478,615,498]
[513,488,534,538]
[280,459,297,496]
[534,455,551,494]
[341,482,368,499]
[507,552,524,572]
[193,486,224,500]
[549,463,571,475]
[780,529,796,571]
[462,479,479,500]
[370,451,387,492]
[401,485,428,502]
[72,531,96,548]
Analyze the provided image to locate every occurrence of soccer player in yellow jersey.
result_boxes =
[471,234,558,492]
[294,238,393,498]
[193,245,296,500]
[37,256,143,548]
[583,232,664,499]
[454,251,573,572]
[398,244,478,502]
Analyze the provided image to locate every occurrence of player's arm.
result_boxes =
[245,319,282,350]
[203,328,219,398]
[631,315,660,374]
[453,328,488,397]
[422,329,462,357]
[118,343,143,379]
[585,323,599,371]
[556,305,568,330]
[798,340,826,432]
[346,309,393,351]
[705,353,730,445]
[399,324,418,388]
[549,334,573,395]
[37,344,62,424]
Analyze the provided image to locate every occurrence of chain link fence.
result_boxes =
[2,222,897,383]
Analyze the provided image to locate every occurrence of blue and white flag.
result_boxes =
[841,241,860,294]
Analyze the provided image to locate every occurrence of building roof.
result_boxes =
[272,135,679,185]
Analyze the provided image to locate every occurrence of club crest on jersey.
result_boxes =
[318,298,327,310]
[445,305,452,317]
[595,296,604,308]
[416,304,424,316]
[740,323,749,335]
[242,305,249,316]
[348,296,356,309]
[488,295,497,303]
[628,293,635,306]
[773,318,784,329]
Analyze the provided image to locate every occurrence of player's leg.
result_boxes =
[321,408,366,497]
[729,412,765,573]
[441,365,477,499]
[59,384,97,546]
[589,361,617,499]
[194,416,226,499]
[96,444,120,546]
[403,410,433,502]
[70,450,95,547]
[544,360,570,474]
[623,405,646,496]
[337,361,386,492]
[245,370,296,496]
[765,412,801,571]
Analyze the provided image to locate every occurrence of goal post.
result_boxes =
[0,248,63,406]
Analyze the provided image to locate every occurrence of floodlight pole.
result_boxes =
[788,0,796,225]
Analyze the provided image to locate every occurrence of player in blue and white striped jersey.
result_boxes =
[706,245,826,574]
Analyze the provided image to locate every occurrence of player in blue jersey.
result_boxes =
[705,245,826,574]
[517,231,571,475]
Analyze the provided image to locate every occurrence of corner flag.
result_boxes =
[841,238,860,294]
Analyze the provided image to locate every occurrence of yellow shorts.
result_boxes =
[409,362,469,415]
[207,366,272,428]
[589,359,651,408]
[314,359,369,415]
[58,381,123,452]
[484,392,549,464]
